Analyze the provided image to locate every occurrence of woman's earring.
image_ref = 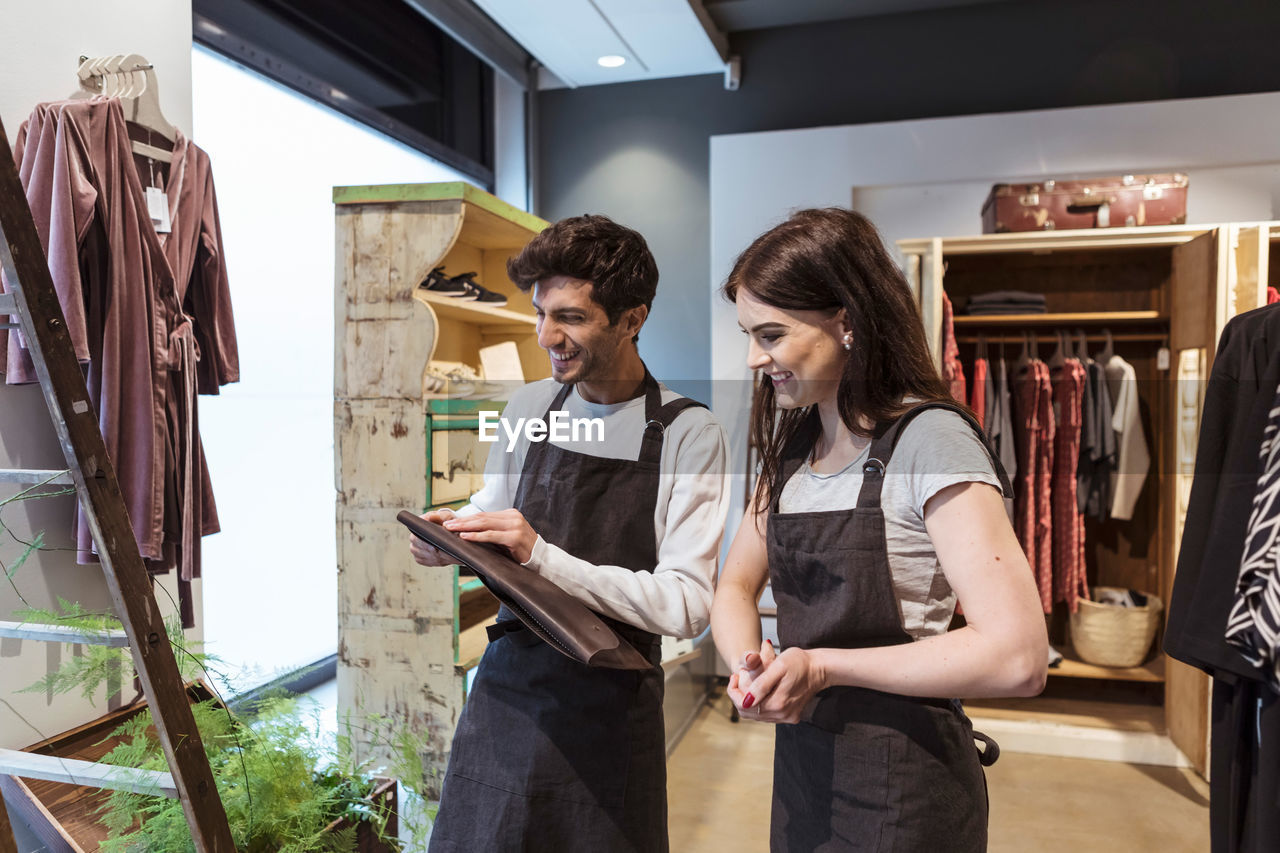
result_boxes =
[842,332,853,351]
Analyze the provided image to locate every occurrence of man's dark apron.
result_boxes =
[429,374,704,853]
[767,402,1011,853]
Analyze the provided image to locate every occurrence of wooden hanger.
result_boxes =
[1015,331,1032,373]
[75,54,176,162]
[1097,328,1115,364]
[1048,329,1067,369]
[1074,328,1090,362]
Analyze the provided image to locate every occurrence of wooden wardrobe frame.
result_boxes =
[899,222,1277,778]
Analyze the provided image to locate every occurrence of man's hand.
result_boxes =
[409,509,461,566]
[444,509,539,565]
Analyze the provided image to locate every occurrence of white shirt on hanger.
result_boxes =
[1106,354,1150,521]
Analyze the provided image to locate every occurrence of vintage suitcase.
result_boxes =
[982,174,1188,233]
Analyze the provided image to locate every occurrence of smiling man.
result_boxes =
[410,214,730,852]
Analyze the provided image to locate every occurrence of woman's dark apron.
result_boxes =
[429,375,704,852]
[767,402,1012,853]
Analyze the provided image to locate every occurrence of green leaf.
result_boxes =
[5,530,42,579]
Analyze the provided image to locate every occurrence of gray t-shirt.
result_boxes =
[778,409,1003,640]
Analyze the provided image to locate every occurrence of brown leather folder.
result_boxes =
[397,511,652,670]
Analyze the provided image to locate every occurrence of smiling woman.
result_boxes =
[712,207,1047,853]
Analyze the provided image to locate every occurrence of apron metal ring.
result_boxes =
[645,419,665,433]
[863,457,885,475]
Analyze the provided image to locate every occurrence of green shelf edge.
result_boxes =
[332,181,547,235]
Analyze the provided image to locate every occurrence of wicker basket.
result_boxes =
[1068,587,1163,668]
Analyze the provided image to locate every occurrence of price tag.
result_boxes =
[146,186,171,233]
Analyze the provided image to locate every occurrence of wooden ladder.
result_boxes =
[0,115,235,852]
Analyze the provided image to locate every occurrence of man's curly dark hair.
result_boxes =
[507,214,658,344]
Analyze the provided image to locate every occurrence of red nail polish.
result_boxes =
[766,639,774,648]
[743,693,755,709]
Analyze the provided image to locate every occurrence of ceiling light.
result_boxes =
[597,55,626,68]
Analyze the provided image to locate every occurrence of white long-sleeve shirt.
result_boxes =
[461,379,731,638]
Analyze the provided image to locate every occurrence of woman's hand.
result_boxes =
[733,645,826,724]
[727,641,773,711]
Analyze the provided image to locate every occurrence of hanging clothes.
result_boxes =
[1104,353,1149,521]
[1051,359,1088,611]
[1267,286,1279,305]
[970,355,988,430]
[145,126,239,620]
[1013,359,1054,613]
[1225,381,1280,691]
[3,98,173,565]
[0,98,238,626]
[941,292,966,403]
[1077,357,1116,519]
[1166,303,1280,853]
[989,354,1017,486]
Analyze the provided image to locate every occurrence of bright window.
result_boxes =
[192,44,468,683]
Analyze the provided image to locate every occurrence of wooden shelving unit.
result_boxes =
[419,290,538,327]
[952,310,1165,327]
[1050,649,1165,683]
[334,182,547,797]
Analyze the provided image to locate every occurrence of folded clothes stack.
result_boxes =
[965,290,1048,315]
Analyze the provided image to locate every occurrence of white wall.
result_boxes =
[494,71,528,211]
[710,91,1280,548]
[191,47,471,683]
[0,1,194,749]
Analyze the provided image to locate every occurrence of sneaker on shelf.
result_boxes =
[449,272,508,307]
[419,265,477,301]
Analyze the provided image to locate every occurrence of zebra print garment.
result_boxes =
[1225,382,1280,690]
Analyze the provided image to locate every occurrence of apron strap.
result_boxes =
[856,401,1016,510]
[639,396,707,465]
[539,369,706,466]
[541,380,575,420]
[540,368,661,423]
[973,729,1001,766]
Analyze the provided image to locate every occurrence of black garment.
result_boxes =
[766,403,1011,852]
[1165,304,1280,680]
[1076,358,1116,519]
[1212,676,1280,853]
[1165,303,1280,853]
[429,374,704,853]
[964,290,1048,315]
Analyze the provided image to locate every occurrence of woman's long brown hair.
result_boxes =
[723,208,954,513]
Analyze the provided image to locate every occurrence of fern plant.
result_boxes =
[12,604,414,852]
[5,480,430,851]
[94,695,393,853]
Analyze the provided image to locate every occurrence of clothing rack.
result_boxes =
[956,333,1166,344]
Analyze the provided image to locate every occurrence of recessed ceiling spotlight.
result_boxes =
[597,55,626,68]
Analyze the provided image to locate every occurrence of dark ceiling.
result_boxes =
[702,0,1020,32]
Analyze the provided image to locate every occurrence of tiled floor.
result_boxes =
[667,691,1212,852]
